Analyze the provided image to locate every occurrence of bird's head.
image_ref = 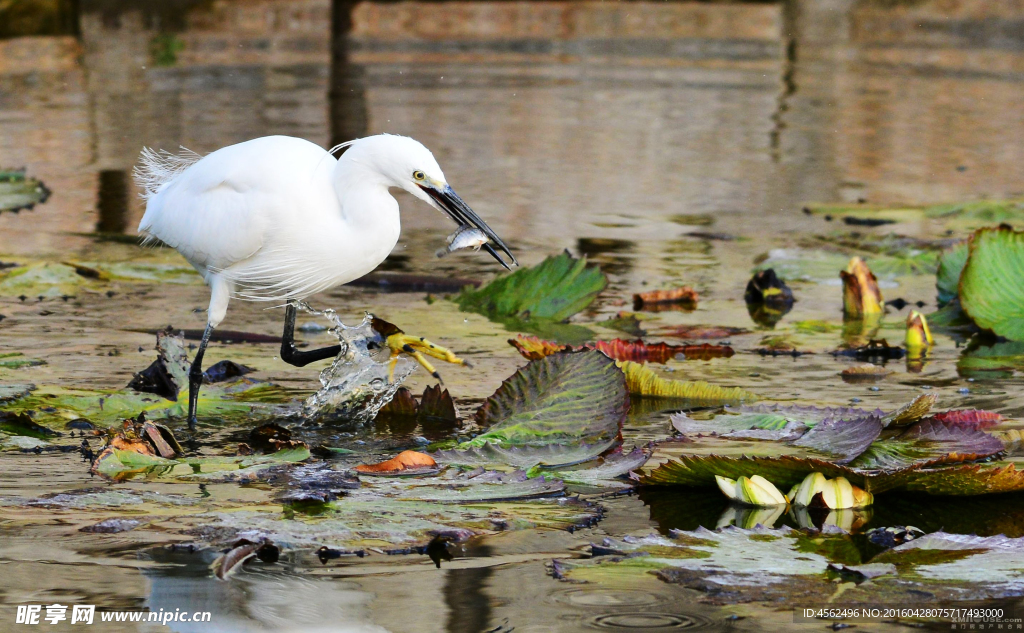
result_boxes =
[340,134,517,270]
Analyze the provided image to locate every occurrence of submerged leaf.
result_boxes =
[619,361,756,403]
[457,251,606,322]
[470,350,628,448]
[659,325,748,340]
[959,225,1024,342]
[555,447,650,484]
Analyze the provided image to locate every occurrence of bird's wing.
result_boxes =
[137,136,335,274]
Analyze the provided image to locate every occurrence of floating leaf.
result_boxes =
[0,169,50,213]
[959,225,1024,342]
[433,439,618,469]
[957,340,1024,378]
[936,241,968,306]
[507,335,729,364]
[850,419,1004,470]
[508,335,568,360]
[469,350,628,448]
[90,446,310,481]
[619,361,756,403]
[599,312,646,337]
[927,409,1003,430]
[355,451,439,475]
[793,415,884,464]
[840,364,890,382]
[555,447,650,484]
[633,287,698,310]
[456,251,606,322]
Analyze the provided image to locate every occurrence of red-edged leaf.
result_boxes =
[926,409,1003,430]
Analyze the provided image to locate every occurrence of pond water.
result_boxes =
[1,0,1024,631]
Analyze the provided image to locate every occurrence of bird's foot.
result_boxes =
[370,316,470,383]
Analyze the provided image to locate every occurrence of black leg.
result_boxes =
[280,300,341,367]
[187,324,213,431]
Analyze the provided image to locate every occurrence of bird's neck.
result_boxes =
[331,157,402,258]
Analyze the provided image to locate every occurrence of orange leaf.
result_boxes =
[356,450,438,474]
[508,335,569,360]
[633,287,698,310]
[111,436,156,457]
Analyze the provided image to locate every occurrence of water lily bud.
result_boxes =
[819,477,873,509]
[715,475,738,500]
[716,475,786,506]
[841,256,883,318]
[788,472,828,507]
[852,485,874,508]
[905,310,934,351]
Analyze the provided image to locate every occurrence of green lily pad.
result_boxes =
[959,225,1024,342]
[936,241,968,306]
[464,350,628,448]
[849,419,1004,470]
[456,251,606,322]
[91,446,311,480]
[0,169,50,213]
[433,439,620,469]
[554,526,1024,603]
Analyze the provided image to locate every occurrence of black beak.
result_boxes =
[421,184,518,271]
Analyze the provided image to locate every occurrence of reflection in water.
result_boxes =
[444,544,493,633]
[95,169,129,233]
[640,487,1024,538]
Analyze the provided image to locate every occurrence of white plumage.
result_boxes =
[134,134,516,428]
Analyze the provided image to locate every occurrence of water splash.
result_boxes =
[297,302,415,423]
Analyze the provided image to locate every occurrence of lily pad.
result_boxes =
[792,415,884,464]
[959,225,1024,341]
[466,350,627,448]
[849,419,1004,470]
[433,439,619,469]
[91,446,311,481]
[0,169,50,213]
[456,251,606,322]
[936,241,968,306]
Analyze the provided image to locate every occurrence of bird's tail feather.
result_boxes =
[133,146,203,200]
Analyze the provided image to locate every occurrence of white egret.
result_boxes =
[134,134,516,428]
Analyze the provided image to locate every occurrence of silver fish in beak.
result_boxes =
[419,183,517,270]
[436,225,489,259]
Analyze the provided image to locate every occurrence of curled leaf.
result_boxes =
[508,335,568,360]
[936,241,968,306]
[355,450,438,475]
[841,256,883,318]
[841,364,891,382]
[618,361,757,403]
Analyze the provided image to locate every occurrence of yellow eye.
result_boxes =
[413,171,425,181]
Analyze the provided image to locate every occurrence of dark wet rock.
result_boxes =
[203,360,254,383]
[426,534,454,568]
[248,422,305,453]
[316,546,366,564]
[80,518,143,533]
[833,339,905,361]
[867,526,925,550]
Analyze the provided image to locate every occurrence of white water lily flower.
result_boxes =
[788,472,873,509]
[715,475,787,506]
